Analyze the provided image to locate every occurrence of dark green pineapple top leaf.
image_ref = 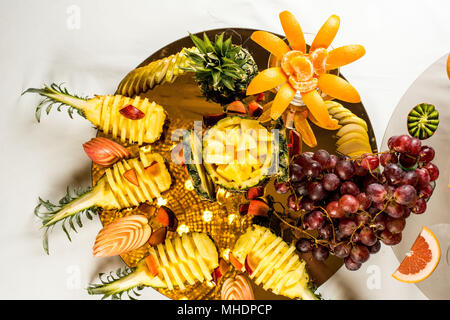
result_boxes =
[183,32,258,105]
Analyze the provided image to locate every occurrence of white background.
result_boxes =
[1,0,449,299]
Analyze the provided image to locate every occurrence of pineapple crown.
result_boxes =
[184,32,253,92]
[35,186,98,254]
[22,83,87,122]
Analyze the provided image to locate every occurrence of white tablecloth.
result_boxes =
[1,0,449,299]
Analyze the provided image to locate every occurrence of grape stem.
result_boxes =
[317,206,336,243]
[270,205,318,242]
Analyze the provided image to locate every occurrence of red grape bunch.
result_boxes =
[274,134,439,271]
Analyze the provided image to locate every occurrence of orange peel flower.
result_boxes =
[247,11,365,139]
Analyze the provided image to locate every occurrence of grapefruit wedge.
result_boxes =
[392,226,440,283]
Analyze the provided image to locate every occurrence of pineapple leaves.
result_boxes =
[185,31,258,105]
[34,186,98,254]
[22,83,87,122]
[87,266,144,300]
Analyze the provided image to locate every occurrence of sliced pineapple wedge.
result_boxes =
[230,225,320,300]
[24,84,166,145]
[88,232,218,299]
[42,151,171,229]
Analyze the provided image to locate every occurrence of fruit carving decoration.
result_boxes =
[246,11,365,147]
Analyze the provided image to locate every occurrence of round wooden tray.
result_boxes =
[92,28,378,300]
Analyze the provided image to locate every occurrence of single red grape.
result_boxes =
[350,244,370,263]
[392,134,412,153]
[380,230,402,245]
[412,198,427,214]
[322,173,341,191]
[340,181,360,196]
[296,238,313,253]
[339,194,359,213]
[409,137,422,156]
[326,201,345,218]
[386,217,406,234]
[312,246,329,261]
[333,243,351,258]
[335,160,355,181]
[394,185,416,205]
[366,183,387,203]
[274,181,290,194]
[419,146,435,163]
[304,210,325,230]
[361,154,380,171]
[344,256,362,271]
[424,162,439,181]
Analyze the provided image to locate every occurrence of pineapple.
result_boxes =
[117,32,259,106]
[35,151,171,253]
[117,47,198,97]
[231,225,320,300]
[185,32,258,106]
[199,116,288,191]
[23,83,166,145]
[87,232,218,299]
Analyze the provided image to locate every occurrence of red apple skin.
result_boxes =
[119,104,145,120]
[244,254,258,275]
[229,252,243,270]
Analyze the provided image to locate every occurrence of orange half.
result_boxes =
[246,67,287,95]
[279,10,306,52]
[310,15,340,51]
[270,82,296,120]
[392,226,440,283]
[326,44,366,70]
[301,90,335,127]
[317,73,361,103]
[251,31,290,59]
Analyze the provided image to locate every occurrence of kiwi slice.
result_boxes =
[407,103,439,140]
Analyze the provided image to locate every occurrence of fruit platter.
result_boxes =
[24,11,443,300]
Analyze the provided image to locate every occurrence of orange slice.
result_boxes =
[279,10,306,53]
[301,90,334,127]
[290,55,314,81]
[317,73,361,103]
[251,31,290,59]
[310,15,340,51]
[289,76,318,93]
[281,50,304,76]
[294,111,317,148]
[326,45,366,70]
[246,67,287,95]
[310,48,328,75]
[392,226,440,283]
[270,82,296,120]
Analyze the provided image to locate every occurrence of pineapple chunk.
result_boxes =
[231,226,319,300]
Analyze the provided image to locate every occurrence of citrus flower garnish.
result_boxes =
[246,11,366,147]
